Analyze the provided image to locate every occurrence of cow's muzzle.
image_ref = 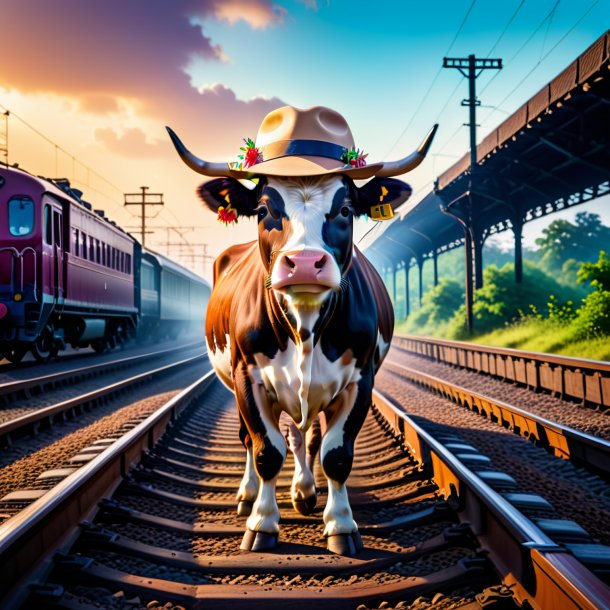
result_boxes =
[272,249,340,293]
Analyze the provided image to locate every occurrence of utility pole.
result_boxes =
[442,55,502,172]
[0,111,9,167]
[441,55,502,335]
[124,186,164,247]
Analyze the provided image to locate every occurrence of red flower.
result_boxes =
[238,137,262,169]
[244,146,261,168]
[217,205,238,225]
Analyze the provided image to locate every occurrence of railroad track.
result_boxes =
[0,339,203,406]
[392,334,610,411]
[0,343,206,447]
[382,358,610,478]
[1,373,608,609]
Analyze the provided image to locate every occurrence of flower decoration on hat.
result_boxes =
[341,146,368,168]
[236,137,263,170]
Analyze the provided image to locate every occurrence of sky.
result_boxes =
[0,0,608,279]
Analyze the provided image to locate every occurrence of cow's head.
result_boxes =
[197,175,411,299]
[166,107,436,305]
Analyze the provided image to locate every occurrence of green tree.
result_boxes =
[535,212,610,275]
[447,262,581,338]
[404,277,463,334]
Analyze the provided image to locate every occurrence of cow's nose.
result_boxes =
[282,251,328,275]
[273,249,337,291]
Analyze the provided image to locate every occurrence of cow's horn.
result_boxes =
[166,126,230,177]
[376,124,438,178]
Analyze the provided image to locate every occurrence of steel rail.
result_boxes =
[393,333,610,408]
[372,388,610,610]
[0,351,207,443]
[383,358,610,476]
[0,368,216,608]
[0,340,202,402]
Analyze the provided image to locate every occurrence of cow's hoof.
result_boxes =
[237,500,253,517]
[293,493,317,515]
[327,532,363,556]
[240,529,279,552]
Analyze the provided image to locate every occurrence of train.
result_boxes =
[0,165,211,363]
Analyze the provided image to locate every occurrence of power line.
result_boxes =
[0,99,127,216]
[431,0,567,160]
[486,0,526,58]
[384,0,477,158]
[478,0,598,126]
[479,1,561,98]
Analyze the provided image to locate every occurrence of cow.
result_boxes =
[167,106,436,556]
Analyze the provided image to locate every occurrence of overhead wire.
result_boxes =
[383,0,477,159]
[433,0,534,158]
[361,1,478,246]
[478,1,561,98]
[0,99,129,220]
[478,0,598,126]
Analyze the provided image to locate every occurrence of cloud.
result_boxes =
[0,0,288,157]
[212,0,288,28]
[94,127,165,157]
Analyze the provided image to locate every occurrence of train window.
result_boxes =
[72,228,79,255]
[126,253,131,275]
[8,197,35,236]
[96,239,101,264]
[120,251,125,273]
[82,233,88,260]
[89,238,95,261]
[53,211,62,248]
[43,204,52,244]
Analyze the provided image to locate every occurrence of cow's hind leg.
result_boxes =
[234,364,286,552]
[236,417,258,516]
[285,421,318,515]
[320,376,371,556]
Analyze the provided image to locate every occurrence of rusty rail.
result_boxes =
[0,369,216,608]
[372,389,610,610]
[0,339,202,403]
[393,334,610,408]
[0,351,207,446]
[383,358,610,476]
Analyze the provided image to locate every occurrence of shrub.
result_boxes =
[446,262,580,337]
[577,251,610,292]
[573,290,610,338]
[573,252,610,338]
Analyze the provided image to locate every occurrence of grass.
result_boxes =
[395,317,610,362]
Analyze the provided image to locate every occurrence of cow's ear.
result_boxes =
[198,178,260,217]
[350,177,412,220]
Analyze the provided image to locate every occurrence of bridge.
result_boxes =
[365,31,610,325]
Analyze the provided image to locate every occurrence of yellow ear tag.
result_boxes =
[370,203,394,220]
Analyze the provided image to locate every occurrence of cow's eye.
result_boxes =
[255,205,268,220]
[340,206,350,217]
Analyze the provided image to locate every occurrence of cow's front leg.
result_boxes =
[234,363,286,551]
[236,416,258,516]
[320,374,371,556]
[286,422,317,515]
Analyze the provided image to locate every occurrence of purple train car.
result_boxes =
[0,166,210,363]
